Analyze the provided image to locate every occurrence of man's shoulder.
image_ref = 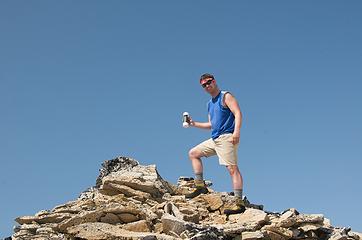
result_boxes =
[221,91,234,101]
[221,90,229,94]
[223,91,238,100]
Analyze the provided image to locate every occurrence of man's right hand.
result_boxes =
[189,116,195,126]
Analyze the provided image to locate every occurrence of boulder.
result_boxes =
[96,157,175,199]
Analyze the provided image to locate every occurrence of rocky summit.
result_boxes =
[8,156,361,240]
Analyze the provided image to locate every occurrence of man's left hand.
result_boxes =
[232,132,240,145]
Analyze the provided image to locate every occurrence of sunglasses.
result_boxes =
[201,79,213,88]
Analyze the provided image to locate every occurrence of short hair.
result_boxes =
[200,73,215,82]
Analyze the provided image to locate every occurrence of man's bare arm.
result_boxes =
[224,93,242,144]
[190,115,212,130]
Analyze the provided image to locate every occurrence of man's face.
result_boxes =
[200,78,215,93]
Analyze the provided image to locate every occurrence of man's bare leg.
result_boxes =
[185,147,209,198]
[189,147,204,177]
[226,165,243,196]
[224,164,245,214]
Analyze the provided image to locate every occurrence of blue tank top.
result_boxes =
[207,91,235,140]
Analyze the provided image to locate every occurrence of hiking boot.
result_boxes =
[223,196,246,215]
[185,180,209,198]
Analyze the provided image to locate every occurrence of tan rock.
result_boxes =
[324,217,332,228]
[103,202,141,215]
[272,210,298,228]
[281,208,299,218]
[264,230,287,240]
[182,210,200,223]
[53,207,81,215]
[224,209,269,233]
[348,231,361,240]
[99,212,121,224]
[10,158,361,240]
[117,212,139,223]
[172,195,187,202]
[28,235,55,240]
[161,213,187,235]
[13,229,34,238]
[242,231,265,240]
[262,225,293,238]
[52,200,78,211]
[291,228,301,239]
[100,164,174,198]
[15,213,72,225]
[329,231,348,240]
[154,222,163,233]
[178,206,197,215]
[16,223,40,232]
[209,214,227,225]
[197,205,210,219]
[58,210,104,231]
[202,193,224,211]
[35,226,55,234]
[101,182,152,200]
[67,222,177,240]
[97,202,143,223]
[298,223,323,232]
[237,208,269,226]
[175,203,200,223]
[38,213,72,224]
[273,218,296,228]
[155,209,165,218]
[98,188,120,196]
[222,222,249,235]
[145,198,160,206]
[66,222,121,239]
[15,215,38,225]
[164,202,184,220]
[35,210,50,217]
[123,220,151,232]
[142,207,159,223]
[71,199,96,211]
[296,214,324,225]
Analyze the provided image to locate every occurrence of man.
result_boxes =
[186,73,245,214]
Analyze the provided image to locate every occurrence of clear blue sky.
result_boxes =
[1,1,361,237]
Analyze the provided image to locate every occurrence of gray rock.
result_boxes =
[99,159,175,198]
[95,156,139,188]
[161,213,187,235]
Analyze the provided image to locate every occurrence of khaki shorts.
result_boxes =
[194,133,239,166]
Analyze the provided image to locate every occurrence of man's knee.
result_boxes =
[226,165,239,175]
[189,148,202,159]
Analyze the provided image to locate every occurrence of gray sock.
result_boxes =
[234,189,243,198]
[195,172,204,181]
